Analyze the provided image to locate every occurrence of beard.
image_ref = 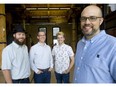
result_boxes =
[82,24,98,36]
[14,38,25,46]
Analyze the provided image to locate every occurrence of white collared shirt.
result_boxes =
[1,41,31,80]
[52,44,74,74]
[29,42,53,73]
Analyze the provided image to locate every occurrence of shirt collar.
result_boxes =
[82,30,106,43]
[12,41,21,48]
[58,43,65,47]
[38,42,46,46]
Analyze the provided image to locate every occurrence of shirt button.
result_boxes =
[84,46,87,49]
[81,57,83,59]
[77,67,80,70]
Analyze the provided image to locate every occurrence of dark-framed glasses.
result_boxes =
[38,35,45,37]
[80,16,102,22]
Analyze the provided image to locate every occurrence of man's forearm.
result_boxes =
[69,56,74,71]
[2,70,12,83]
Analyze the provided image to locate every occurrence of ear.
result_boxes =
[64,37,65,40]
[100,17,104,25]
[37,36,39,39]
[13,34,15,38]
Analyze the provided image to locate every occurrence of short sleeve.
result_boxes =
[1,48,12,70]
[67,46,74,57]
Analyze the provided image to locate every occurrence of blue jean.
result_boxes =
[55,72,70,83]
[34,71,51,83]
[12,77,30,83]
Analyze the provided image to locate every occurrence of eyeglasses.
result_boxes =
[80,16,102,22]
[38,35,45,37]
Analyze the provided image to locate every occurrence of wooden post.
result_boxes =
[71,16,77,52]
[0,4,6,67]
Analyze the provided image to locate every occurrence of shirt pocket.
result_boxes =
[84,54,109,71]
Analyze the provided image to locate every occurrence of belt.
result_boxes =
[12,77,29,81]
[38,68,49,72]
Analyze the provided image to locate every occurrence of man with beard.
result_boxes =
[73,5,116,83]
[1,25,31,83]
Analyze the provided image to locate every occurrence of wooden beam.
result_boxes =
[0,4,6,66]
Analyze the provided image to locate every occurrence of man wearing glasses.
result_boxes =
[73,5,116,83]
[29,31,53,83]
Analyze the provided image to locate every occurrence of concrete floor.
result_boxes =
[0,67,74,83]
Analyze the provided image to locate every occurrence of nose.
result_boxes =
[85,18,91,24]
[20,34,25,38]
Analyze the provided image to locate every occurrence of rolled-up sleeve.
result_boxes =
[1,48,12,70]
[49,47,53,68]
[29,47,38,73]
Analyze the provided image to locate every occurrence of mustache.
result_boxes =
[83,24,93,28]
[17,38,25,39]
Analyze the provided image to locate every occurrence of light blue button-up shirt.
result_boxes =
[73,30,116,83]
[2,42,31,80]
[29,42,53,73]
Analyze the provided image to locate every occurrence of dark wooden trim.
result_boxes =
[0,42,7,44]
[0,14,6,16]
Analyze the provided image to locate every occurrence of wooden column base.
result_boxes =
[0,44,6,67]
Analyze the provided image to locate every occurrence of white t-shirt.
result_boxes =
[1,42,31,80]
[52,44,74,74]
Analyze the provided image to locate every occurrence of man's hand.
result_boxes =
[62,69,70,74]
[37,70,43,74]
[48,68,53,72]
